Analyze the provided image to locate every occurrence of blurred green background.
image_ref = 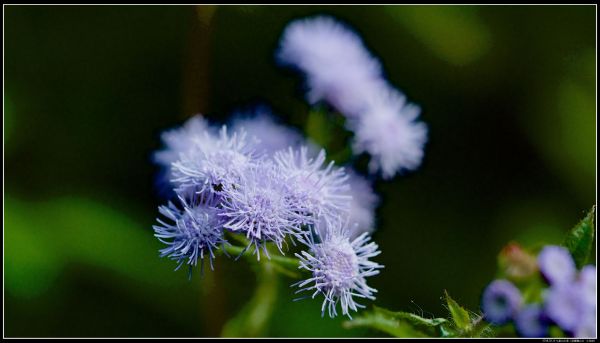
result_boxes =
[4,5,596,337]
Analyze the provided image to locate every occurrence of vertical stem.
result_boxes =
[220,261,279,337]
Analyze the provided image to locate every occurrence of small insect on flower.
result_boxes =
[274,146,351,226]
[294,220,384,318]
[514,305,550,338]
[350,85,428,179]
[171,125,258,204]
[153,195,226,277]
[481,279,522,325]
[218,162,309,259]
[537,245,577,286]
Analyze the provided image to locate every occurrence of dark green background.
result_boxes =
[4,5,596,337]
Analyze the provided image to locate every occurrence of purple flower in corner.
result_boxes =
[481,279,522,325]
[537,245,576,286]
[514,305,550,337]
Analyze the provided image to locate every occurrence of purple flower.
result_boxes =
[537,245,576,286]
[349,85,428,179]
[544,282,586,333]
[276,16,383,117]
[218,162,309,259]
[481,279,522,325]
[514,305,550,337]
[153,196,226,275]
[171,125,258,203]
[577,265,596,308]
[574,306,597,338]
[229,107,310,155]
[274,147,351,226]
[294,220,383,318]
[343,170,379,239]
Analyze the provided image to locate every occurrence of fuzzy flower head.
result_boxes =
[171,126,257,203]
[277,16,382,116]
[537,245,577,286]
[218,162,308,259]
[350,85,428,179]
[230,107,308,155]
[274,147,351,226]
[294,220,384,318]
[153,114,215,168]
[153,196,225,275]
[481,279,523,325]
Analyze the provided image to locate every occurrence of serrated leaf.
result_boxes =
[562,206,596,268]
[343,310,429,338]
[373,306,447,327]
[444,290,471,331]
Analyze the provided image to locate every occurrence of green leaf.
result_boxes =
[373,306,447,327]
[562,206,596,268]
[343,309,429,338]
[444,290,471,331]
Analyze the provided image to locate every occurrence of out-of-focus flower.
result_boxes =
[575,307,597,338]
[514,305,550,338]
[350,85,428,179]
[294,220,383,318]
[153,196,225,274]
[230,107,307,155]
[544,282,586,333]
[274,147,351,226]
[481,279,523,325]
[218,162,308,259]
[153,114,215,168]
[276,16,382,117]
[498,242,538,281]
[577,265,597,307]
[344,170,379,238]
[153,115,216,194]
[537,245,577,286]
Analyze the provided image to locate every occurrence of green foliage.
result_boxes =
[562,206,596,268]
[345,291,490,338]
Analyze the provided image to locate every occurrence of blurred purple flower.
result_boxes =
[514,305,550,337]
[343,170,379,238]
[230,107,311,155]
[537,245,576,286]
[350,85,428,179]
[481,279,522,325]
[276,15,382,117]
[544,282,586,333]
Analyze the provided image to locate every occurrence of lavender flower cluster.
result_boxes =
[151,15,430,319]
[152,109,384,318]
[277,16,428,179]
[481,245,596,337]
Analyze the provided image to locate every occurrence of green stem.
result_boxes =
[221,261,279,337]
[221,243,301,271]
